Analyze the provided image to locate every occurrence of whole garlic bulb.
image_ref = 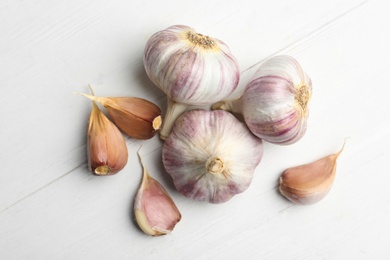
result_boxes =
[214,55,312,145]
[162,109,263,204]
[144,25,240,139]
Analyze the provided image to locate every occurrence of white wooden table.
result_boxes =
[1,0,389,259]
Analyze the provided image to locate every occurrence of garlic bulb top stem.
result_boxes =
[144,25,240,139]
[159,99,189,140]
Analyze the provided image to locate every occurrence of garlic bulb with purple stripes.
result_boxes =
[213,55,312,145]
[143,25,240,139]
[162,109,263,204]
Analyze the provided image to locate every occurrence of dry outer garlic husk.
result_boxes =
[78,90,162,140]
[134,149,181,236]
[84,89,128,175]
[279,142,345,205]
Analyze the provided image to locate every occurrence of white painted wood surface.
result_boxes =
[1,0,389,259]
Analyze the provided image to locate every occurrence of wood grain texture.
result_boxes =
[1,0,389,259]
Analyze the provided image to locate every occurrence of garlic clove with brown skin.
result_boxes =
[143,25,240,139]
[87,99,128,175]
[279,142,345,205]
[78,93,162,140]
[134,150,181,236]
[162,109,263,204]
[213,55,312,145]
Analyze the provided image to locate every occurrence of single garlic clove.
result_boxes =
[143,25,240,139]
[162,109,263,204]
[87,99,128,175]
[79,93,162,140]
[214,55,312,145]
[279,142,345,205]
[134,150,181,236]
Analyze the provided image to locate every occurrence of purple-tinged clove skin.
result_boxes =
[279,142,345,205]
[134,149,181,236]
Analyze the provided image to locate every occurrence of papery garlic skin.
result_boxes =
[162,109,263,204]
[143,25,240,139]
[279,143,345,205]
[134,152,181,236]
[87,102,128,175]
[216,55,312,145]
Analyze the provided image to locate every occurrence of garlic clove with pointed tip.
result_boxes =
[134,151,181,236]
[279,142,345,205]
[77,92,162,140]
[86,99,128,175]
